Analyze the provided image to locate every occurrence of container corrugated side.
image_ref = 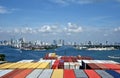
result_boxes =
[0,69,13,77]
[64,62,69,69]
[8,63,26,69]
[26,69,43,78]
[18,63,34,69]
[26,63,42,69]
[12,69,33,78]
[38,69,53,78]
[0,63,13,69]
[51,69,63,78]
[103,64,120,70]
[84,70,101,78]
[95,70,114,78]
[74,69,88,78]
[87,63,101,69]
[64,69,76,78]
[105,70,120,78]
[0,63,18,69]
[37,62,50,69]
[95,63,108,70]
[1,69,24,78]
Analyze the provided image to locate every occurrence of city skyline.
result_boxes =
[0,0,120,43]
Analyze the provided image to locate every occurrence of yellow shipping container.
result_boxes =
[9,63,27,69]
[26,63,42,68]
[37,62,50,69]
[0,63,11,68]
[51,69,63,78]
[51,53,56,57]
[0,63,18,69]
[18,63,34,69]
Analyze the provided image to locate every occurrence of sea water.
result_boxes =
[0,46,120,63]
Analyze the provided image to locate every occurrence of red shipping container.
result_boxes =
[103,64,120,70]
[1,69,25,78]
[12,69,33,78]
[64,69,76,78]
[88,63,101,69]
[84,70,101,78]
[95,63,108,70]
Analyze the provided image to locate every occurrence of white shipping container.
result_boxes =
[0,69,13,77]
[64,62,69,69]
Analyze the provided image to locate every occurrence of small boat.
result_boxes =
[108,56,120,59]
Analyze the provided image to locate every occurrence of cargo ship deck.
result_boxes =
[0,53,120,78]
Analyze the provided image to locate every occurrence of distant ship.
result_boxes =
[87,47,116,51]
[108,56,120,59]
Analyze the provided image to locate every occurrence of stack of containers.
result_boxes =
[64,62,69,69]
[39,59,52,68]
[37,62,50,69]
[64,69,76,78]
[44,53,57,60]
[95,70,114,78]
[105,70,120,78]
[74,69,88,78]
[0,69,14,77]
[58,60,64,69]
[38,69,53,78]
[26,69,43,78]
[51,69,63,78]
[52,60,60,69]
[84,70,101,78]
[10,69,33,78]
[1,69,26,78]
[82,60,120,70]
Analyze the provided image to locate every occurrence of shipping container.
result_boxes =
[84,70,101,78]
[0,69,13,77]
[105,70,120,78]
[64,62,69,69]
[26,69,43,78]
[64,69,76,78]
[0,63,18,69]
[51,69,63,78]
[87,63,101,69]
[1,69,25,78]
[37,62,50,69]
[12,69,33,78]
[17,63,34,69]
[95,70,114,78]
[38,69,53,78]
[103,64,120,70]
[0,63,13,68]
[95,63,108,70]
[74,69,88,78]
[8,63,26,69]
[26,63,42,69]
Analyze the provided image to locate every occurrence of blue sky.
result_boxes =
[0,0,120,43]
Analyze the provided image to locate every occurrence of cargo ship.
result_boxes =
[0,53,120,78]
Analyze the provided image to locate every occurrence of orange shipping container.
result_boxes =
[84,70,101,78]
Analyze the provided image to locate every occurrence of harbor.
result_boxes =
[0,52,120,78]
[0,46,120,78]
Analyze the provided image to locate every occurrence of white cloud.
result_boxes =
[64,22,83,33]
[37,25,61,34]
[0,5,18,14]
[114,27,120,32]
[49,0,104,5]
[0,6,9,14]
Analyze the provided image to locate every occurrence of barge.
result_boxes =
[0,53,120,78]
